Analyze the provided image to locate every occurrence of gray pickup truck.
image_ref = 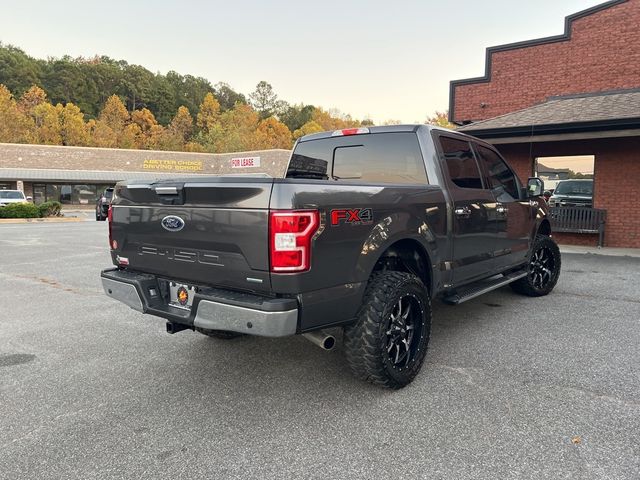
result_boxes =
[101,125,561,388]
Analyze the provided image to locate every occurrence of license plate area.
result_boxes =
[168,281,196,310]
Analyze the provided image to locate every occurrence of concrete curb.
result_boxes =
[559,245,640,258]
[0,217,85,224]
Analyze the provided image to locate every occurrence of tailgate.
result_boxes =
[110,177,274,293]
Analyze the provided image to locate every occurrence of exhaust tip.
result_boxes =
[323,335,336,350]
[302,330,336,351]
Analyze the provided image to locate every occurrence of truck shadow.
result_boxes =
[161,286,530,398]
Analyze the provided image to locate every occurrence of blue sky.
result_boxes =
[0,0,604,123]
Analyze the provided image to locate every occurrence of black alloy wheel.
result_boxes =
[511,234,561,297]
[385,294,423,369]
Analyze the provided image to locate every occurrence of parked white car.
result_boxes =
[0,190,30,206]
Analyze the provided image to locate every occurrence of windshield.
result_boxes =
[554,180,593,196]
[0,191,25,200]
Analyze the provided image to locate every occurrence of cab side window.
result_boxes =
[475,145,520,200]
[439,136,483,189]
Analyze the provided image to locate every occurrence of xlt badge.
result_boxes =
[331,208,373,226]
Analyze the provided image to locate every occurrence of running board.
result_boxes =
[443,271,527,305]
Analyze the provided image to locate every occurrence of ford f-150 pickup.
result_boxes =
[101,125,561,388]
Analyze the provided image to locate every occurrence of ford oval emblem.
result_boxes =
[161,215,185,232]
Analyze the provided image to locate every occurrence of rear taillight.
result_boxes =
[269,210,319,272]
[108,206,116,249]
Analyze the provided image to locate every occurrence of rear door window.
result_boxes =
[438,136,484,189]
[288,132,428,184]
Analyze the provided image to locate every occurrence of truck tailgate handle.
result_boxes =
[155,187,179,195]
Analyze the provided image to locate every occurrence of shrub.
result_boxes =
[38,201,62,217]
[0,202,40,218]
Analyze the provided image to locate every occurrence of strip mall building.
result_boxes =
[450,0,640,248]
[0,144,290,206]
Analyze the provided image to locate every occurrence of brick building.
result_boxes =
[0,143,291,207]
[449,0,640,248]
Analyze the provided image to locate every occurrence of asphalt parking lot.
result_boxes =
[1,222,639,479]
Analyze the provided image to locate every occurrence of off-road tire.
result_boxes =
[344,271,431,389]
[510,234,561,296]
[195,327,244,339]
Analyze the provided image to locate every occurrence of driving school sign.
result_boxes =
[143,159,203,171]
[231,156,261,168]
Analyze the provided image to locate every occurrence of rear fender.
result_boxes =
[356,213,440,296]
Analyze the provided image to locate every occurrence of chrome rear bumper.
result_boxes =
[101,269,298,337]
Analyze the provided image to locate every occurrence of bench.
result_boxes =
[549,207,606,247]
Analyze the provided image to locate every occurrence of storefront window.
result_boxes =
[45,184,59,203]
[72,185,97,205]
[33,184,46,204]
[35,183,114,205]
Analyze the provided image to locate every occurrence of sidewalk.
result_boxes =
[559,244,640,258]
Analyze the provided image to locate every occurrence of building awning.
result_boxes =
[457,89,640,143]
[0,168,204,183]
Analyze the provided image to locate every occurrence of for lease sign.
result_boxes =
[231,156,261,168]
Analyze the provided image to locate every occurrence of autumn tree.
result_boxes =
[18,85,47,114]
[91,95,130,147]
[99,94,129,131]
[196,92,221,134]
[33,103,62,144]
[0,84,34,143]
[311,107,360,131]
[213,103,260,153]
[425,110,455,130]
[131,107,158,133]
[169,106,193,142]
[89,119,117,148]
[254,117,292,149]
[293,120,323,139]
[59,102,89,146]
[158,106,194,150]
[131,108,164,149]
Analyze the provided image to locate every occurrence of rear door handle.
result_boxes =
[454,206,471,218]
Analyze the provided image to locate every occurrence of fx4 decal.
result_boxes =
[331,208,373,226]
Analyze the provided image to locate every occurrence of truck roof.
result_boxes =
[297,124,456,143]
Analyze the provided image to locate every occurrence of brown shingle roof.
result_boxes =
[457,90,640,132]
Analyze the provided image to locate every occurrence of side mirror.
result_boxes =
[527,177,544,197]
[26,196,33,202]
